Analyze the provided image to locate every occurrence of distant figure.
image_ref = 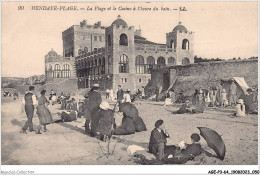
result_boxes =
[221,89,228,107]
[236,99,246,117]
[239,88,257,114]
[175,100,191,114]
[163,92,172,106]
[106,89,110,99]
[141,86,145,99]
[169,89,175,104]
[122,89,131,103]
[155,83,160,102]
[116,85,124,105]
[148,120,169,160]
[20,86,38,134]
[229,79,237,106]
[192,89,199,105]
[109,88,114,101]
[36,90,53,134]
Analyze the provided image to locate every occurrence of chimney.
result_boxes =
[135,29,142,37]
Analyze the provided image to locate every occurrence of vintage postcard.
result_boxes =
[1,1,259,174]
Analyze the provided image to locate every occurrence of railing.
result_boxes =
[135,45,176,53]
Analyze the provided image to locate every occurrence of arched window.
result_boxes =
[136,55,145,73]
[119,34,128,46]
[62,64,71,78]
[53,64,61,78]
[147,56,155,74]
[170,39,174,49]
[84,47,88,53]
[119,54,129,73]
[168,57,176,65]
[98,58,102,75]
[182,39,189,50]
[101,57,105,74]
[78,47,83,55]
[182,57,190,65]
[108,34,111,46]
[157,57,166,67]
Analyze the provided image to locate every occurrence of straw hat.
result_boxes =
[92,84,100,88]
[237,99,244,104]
[99,101,110,110]
[221,89,226,93]
[178,141,186,150]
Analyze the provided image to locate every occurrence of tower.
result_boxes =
[105,15,135,90]
[166,22,194,65]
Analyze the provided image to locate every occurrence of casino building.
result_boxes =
[45,15,194,93]
[74,15,194,92]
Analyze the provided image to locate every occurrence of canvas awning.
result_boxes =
[221,77,249,94]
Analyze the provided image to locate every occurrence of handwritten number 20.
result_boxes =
[18,6,24,10]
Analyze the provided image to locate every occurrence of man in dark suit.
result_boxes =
[116,85,124,105]
[83,84,102,135]
[20,86,38,134]
[149,120,169,160]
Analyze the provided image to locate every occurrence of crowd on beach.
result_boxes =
[17,77,258,164]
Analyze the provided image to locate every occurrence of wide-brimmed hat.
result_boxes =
[230,78,235,82]
[221,89,226,93]
[92,84,100,88]
[126,89,131,92]
[100,101,110,110]
[237,99,244,104]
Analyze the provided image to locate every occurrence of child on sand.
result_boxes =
[235,99,246,117]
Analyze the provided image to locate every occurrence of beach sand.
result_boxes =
[1,95,258,165]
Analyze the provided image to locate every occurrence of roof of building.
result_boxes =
[47,49,58,57]
[173,22,187,32]
[134,35,165,46]
[112,15,127,26]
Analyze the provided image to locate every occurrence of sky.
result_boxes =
[2,1,258,77]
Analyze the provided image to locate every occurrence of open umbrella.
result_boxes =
[118,102,139,118]
[197,127,226,160]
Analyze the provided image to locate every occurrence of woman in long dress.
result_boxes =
[36,90,53,134]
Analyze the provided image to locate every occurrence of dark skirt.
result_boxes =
[114,116,136,135]
[37,105,53,125]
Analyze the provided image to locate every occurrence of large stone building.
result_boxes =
[75,15,194,92]
[62,20,106,57]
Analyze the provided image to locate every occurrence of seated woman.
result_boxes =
[191,101,206,114]
[96,101,115,142]
[61,110,77,122]
[235,99,246,117]
[148,120,170,160]
[115,102,147,133]
[163,133,202,164]
[175,100,191,114]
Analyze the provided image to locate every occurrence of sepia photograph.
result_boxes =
[1,1,259,174]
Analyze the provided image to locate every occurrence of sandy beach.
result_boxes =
[1,95,258,165]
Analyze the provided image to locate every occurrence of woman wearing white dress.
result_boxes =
[122,89,131,103]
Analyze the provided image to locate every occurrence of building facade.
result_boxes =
[75,16,194,93]
[62,20,106,57]
[45,49,76,82]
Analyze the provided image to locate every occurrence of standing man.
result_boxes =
[20,86,38,134]
[105,89,110,99]
[229,79,237,107]
[116,85,124,105]
[84,84,102,135]
[155,83,160,102]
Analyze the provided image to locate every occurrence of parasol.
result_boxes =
[197,127,226,160]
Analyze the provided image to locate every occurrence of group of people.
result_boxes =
[80,84,147,141]
[20,86,53,134]
[149,119,202,163]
